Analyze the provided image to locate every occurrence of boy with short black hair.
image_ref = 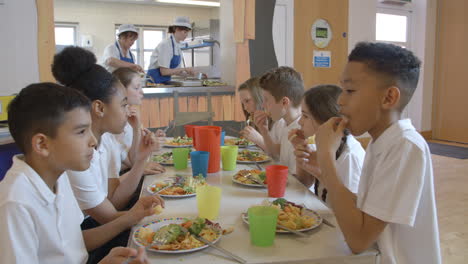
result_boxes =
[310,42,441,264]
[0,83,160,264]
[253,66,304,173]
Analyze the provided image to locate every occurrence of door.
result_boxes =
[433,1,468,143]
[294,0,349,88]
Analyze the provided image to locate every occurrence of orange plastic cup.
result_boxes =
[184,124,198,147]
[194,126,222,173]
[266,165,289,197]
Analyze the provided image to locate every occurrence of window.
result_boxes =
[376,9,411,48]
[55,23,78,48]
[115,25,166,70]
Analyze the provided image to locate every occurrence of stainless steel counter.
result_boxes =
[143,85,235,97]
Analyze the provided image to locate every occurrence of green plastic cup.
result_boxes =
[172,148,190,170]
[248,206,278,247]
[221,146,238,171]
[196,185,222,220]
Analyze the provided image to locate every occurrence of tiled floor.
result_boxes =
[432,154,468,264]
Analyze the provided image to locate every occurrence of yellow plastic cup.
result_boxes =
[196,185,222,220]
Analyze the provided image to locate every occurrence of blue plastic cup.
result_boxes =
[220,131,226,146]
[190,151,210,178]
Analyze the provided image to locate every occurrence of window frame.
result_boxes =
[115,24,167,69]
[376,7,412,49]
[54,22,79,46]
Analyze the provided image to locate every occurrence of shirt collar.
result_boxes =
[12,155,64,205]
[368,119,415,155]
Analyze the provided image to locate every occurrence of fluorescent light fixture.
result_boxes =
[156,0,220,7]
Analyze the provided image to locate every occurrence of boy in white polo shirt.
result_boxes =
[0,83,162,264]
[253,66,304,174]
[310,42,441,264]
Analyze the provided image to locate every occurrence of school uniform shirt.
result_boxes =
[113,122,133,164]
[148,34,183,70]
[101,41,136,73]
[67,133,121,210]
[278,116,301,174]
[0,155,88,264]
[269,118,286,144]
[313,135,365,202]
[357,119,441,264]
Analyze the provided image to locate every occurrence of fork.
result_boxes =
[245,173,266,187]
[163,120,175,134]
[179,226,247,264]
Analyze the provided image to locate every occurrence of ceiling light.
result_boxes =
[156,0,220,7]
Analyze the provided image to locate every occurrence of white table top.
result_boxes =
[127,148,379,264]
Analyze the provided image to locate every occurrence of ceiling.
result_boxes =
[73,0,220,7]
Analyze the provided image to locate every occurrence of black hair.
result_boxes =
[349,42,421,110]
[303,84,349,160]
[52,46,121,103]
[168,26,191,34]
[7,83,91,154]
[259,66,304,107]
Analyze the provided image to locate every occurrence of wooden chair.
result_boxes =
[173,91,214,136]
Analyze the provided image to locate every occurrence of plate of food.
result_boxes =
[232,169,266,187]
[242,198,322,233]
[164,136,193,148]
[152,151,192,166]
[133,217,222,253]
[147,175,206,198]
[236,150,271,164]
[224,137,255,148]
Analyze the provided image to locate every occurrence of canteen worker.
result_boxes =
[147,16,198,84]
[101,24,144,73]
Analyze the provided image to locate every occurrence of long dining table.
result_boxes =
[127,144,379,264]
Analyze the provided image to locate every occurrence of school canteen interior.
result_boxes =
[0,0,467,263]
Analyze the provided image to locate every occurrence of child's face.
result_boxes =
[339,61,388,136]
[239,89,256,114]
[298,100,321,138]
[126,75,143,105]
[262,90,284,121]
[48,108,96,171]
[102,84,129,134]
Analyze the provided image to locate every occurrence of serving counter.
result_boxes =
[140,85,239,129]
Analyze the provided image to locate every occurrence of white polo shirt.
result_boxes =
[113,122,133,164]
[0,155,88,264]
[314,135,365,201]
[101,41,136,73]
[67,133,120,210]
[279,116,301,174]
[357,119,441,264]
[269,118,286,144]
[148,35,183,70]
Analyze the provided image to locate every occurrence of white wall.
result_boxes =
[54,0,219,61]
[348,0,377,53]
[219,0,235,86]
[0,0,39,95]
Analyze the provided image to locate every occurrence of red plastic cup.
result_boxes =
[266,165,289,198]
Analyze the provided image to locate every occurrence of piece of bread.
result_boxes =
[153,204,163,215]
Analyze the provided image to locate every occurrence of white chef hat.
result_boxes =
[116,24,138,36]
[171,16,192,29]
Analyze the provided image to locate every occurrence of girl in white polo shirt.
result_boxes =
[289,85,365,203]
[52,47,160,263]
[112,67,166,176]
